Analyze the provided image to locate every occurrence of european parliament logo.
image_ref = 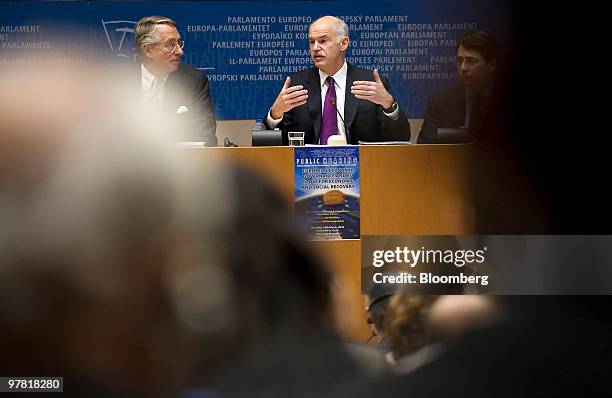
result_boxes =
[101,20,136,60]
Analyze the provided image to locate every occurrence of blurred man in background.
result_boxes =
[418,31,499,143]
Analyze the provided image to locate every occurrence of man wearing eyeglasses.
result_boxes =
[417,31,499,144]
[135,16,217,146]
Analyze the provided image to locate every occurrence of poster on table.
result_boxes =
[294,146,360,240]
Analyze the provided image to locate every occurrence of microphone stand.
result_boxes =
[330,97,351,144]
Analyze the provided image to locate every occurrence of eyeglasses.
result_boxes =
[159,39,185,53]
[456,56,483,67]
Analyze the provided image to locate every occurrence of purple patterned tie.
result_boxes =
[320,76,338,145]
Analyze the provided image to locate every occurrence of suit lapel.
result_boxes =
[306,68,322,141]
[344,63,359,130]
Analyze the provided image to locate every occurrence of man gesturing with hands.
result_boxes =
[264,15,410,145]
[269,76,309,120]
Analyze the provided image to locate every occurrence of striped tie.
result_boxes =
[144,77,162,109]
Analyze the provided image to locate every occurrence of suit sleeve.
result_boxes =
[262,105,295,133]
[262,109,293,146]
[193,73,218,147]
[417,97,440,144]
[379,75,411,141]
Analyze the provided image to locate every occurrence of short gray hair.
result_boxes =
[135,16,177,56]
[310,16,349,44]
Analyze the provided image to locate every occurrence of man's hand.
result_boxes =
[351,69,394,109]
[270,77,309,119]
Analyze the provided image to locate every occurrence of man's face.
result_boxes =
[144,24,184,75]
[456,45,496,91]
[308,17,348,75]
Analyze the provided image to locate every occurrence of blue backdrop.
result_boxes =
[1,0,510,119]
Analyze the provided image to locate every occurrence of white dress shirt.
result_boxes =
[318,61,348,139]
[141,64,168,109]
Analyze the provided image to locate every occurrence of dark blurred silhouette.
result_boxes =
[0,54,367,398]
[340,3,612,397]
[198,167,367,398]
[0,59,199,396]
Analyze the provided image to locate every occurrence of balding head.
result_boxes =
[310,16,349,43]
[308,16,349,75]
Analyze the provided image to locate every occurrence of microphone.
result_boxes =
[329,97,351,144]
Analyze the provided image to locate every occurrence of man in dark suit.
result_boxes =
[264,16,410,145]
[135,16,217,146]
[417,31,499,144]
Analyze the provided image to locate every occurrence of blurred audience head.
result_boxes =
[426,295,501,343]
[0,55,207,395]
[0,52,339,396]
[384,295,438,363]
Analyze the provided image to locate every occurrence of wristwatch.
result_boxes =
[383,100,398,113]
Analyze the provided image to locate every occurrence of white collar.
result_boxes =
[318,61,347,89]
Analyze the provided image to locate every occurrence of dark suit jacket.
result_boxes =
[264,64,410,145]
[417,85,467,144]
[158,63,217,146]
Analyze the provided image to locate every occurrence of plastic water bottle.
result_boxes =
[252,118,266,132]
